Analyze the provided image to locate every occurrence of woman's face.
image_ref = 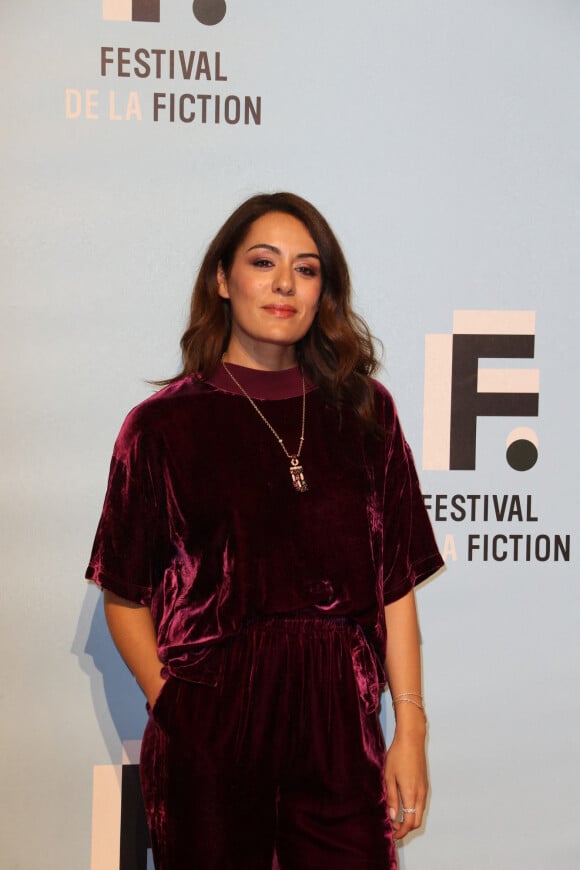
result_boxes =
[217,211,322,366]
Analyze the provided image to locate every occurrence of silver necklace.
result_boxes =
[221,360,309,493]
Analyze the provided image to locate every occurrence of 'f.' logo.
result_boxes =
[103,0,161,20]
[102,1,227,24]
[423,311,539,471]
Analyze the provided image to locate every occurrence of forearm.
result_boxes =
[383,588,428,838]
[384,589,426,736]
[103,590,166,707]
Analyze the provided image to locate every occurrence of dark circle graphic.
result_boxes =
[506,439,538,471]
[193,0,227,25]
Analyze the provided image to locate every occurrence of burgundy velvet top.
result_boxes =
[86,364,442,684]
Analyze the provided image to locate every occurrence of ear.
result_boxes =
[216,263,230,299]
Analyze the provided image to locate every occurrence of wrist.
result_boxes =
[139,668,166,702]
[392,703,427,738]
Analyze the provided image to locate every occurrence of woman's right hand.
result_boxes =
[146,675,169,711]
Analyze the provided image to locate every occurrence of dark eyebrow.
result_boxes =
[246,243,321,261]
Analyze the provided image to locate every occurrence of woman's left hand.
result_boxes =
[384,717,428,841]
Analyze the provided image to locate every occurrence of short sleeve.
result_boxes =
[376,388,443,605]
[85,411,167,606]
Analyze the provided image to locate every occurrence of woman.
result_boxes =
[86,192,443,869]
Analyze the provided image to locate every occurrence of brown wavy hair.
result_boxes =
[167,192,382,431]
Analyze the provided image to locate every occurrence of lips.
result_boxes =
[261,305,297,318]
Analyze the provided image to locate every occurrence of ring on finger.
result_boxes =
[402,807,416,814]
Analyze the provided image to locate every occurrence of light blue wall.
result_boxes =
[2,2,579,867]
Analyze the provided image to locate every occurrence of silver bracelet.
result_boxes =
[392,697,424,711]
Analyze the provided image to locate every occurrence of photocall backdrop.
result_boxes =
[2,2,579,868]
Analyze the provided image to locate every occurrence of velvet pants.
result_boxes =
[140,617,397,869]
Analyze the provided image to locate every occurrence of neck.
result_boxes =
[222,336,297,371]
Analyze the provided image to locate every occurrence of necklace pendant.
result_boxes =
[289,457,308,493]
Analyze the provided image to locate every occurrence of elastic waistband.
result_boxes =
[239,614,355,636]
[165,615,382,715]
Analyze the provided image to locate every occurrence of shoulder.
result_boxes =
[115,376,210,447]
[369,378,399,428]
[369,377,395,405]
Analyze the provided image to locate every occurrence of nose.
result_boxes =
[273,263,295,295]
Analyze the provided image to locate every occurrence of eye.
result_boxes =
[252,258,274,268]
[296,264,319,277]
